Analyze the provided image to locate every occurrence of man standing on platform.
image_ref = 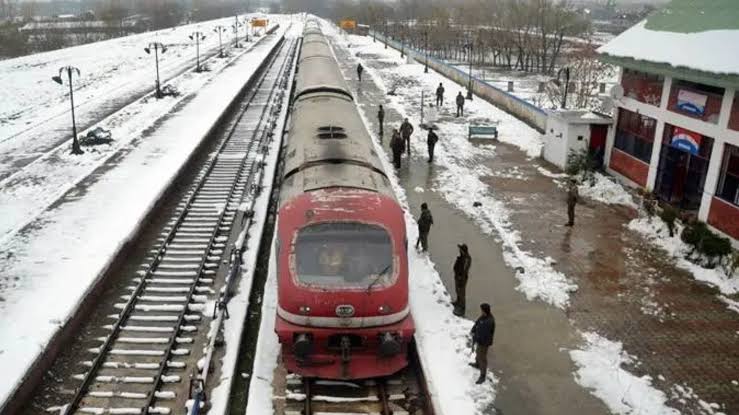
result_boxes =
[415,203,434,251]
[377,104,385,138]
[390,129,404,169]
[400,118,414,156]
[436,83,445,107]
[357,62,364,82]
[470,303,495,384]
[453,243,471,316]
[427,128,438,163]
[456,91,465,117]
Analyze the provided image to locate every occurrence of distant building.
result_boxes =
[598,0,739,242]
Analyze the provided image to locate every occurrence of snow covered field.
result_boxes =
[0,20,289,408]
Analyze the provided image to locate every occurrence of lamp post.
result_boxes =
[144,42,167,98]
[232,18,242,48]
[465,35,474,100]
[400,23,405,58]
[554,67,571,109]
[189,31,206,72]
[383,20,387,49]
[245,18,250,43]
[213,25,227,58]
[424,29,429,73]
[52,66,83,155]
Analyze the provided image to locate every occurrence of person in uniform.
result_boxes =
[470,303,496,384]
[453,243,471,316]
[415,203,434,251]
[566,178,579,226]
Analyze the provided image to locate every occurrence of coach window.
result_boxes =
[294,222,395,288]
[716,144,739,206]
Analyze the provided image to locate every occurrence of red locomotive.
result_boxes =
[274,20,414,380]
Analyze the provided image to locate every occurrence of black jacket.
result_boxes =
[453,252,471,278]
[417,209,433,233]
[377,107,384,121]
[471,314,495,347]
[427,130,438,146]
[436,85,445,97]
[400,121,414,138]
[456,94,465,106]
[390,132,405,152]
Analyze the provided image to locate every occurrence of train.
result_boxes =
[273,19,415,380]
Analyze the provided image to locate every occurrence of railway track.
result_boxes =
[41,34,298,415]
[277,364,429,415]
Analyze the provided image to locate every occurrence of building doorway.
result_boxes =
[589,124,608,169]
[655,124,713,210]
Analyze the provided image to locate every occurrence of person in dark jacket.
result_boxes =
[452,243,471,316]
[427,129,439,163]
[400,118,414,156]
[565,178,579,226]
[377,104,385,137]
[357,63,364,82]
[415,203,434,251]
[456,91,465,117]
[435,83,445,107]
[390,129,404,169]
[469,303,496,384]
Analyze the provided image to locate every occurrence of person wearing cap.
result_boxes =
[415,203,434,251]
[452,243,471,316]
[565,177,579,226]
[469,303,496,384]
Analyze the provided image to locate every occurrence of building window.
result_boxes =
[614,108,656,163]
[621,68,664,106]
[717,144,739,206]
[668,79,724,124]
[729,95,739,132]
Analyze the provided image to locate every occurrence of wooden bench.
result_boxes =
[468,125,499,141]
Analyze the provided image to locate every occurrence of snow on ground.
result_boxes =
[569,332,681,415]
[578,172,637,209]
[0,24,287,407]
[0,14,263,143]
[343,33,576,309]
[628,217,739,297]
[0,29,275,246]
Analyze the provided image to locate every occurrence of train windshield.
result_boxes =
[294,222,395,288]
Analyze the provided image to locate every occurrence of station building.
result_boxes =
[597,0,739,242]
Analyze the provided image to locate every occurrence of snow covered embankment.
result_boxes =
[0,26,288,410]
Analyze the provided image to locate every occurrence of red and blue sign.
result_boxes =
[671,127,702,155]
[676,89,707,116]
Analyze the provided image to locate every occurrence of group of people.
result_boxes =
[377,111,440,169]
[435,82,467,117]
[415,203,495,384]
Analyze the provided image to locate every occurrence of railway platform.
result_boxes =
[329,28,739,415]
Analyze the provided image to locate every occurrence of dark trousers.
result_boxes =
[378,119,384,136]
[475,344,489,378]
[403,136,411,155]
[436,96,443,107]
[456,105,464,117]
[428,144,436,162]
[416,230,429,251]
[454,275,467,311]
[358,72,362,81]
[567,203,575,225]
[392,150,402,169]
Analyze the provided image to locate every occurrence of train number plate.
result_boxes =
[335,304,355,318]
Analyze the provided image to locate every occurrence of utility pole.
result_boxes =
[232,18,242,48]
[424,29,429,73]
[52,66,83,155]
[383,20,387,49]
[144,42,167,98]
[466,34,474,100]
[189,31,206,72]
[213,25,227,58]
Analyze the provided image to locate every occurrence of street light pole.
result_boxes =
[52,66,83,155]
[232,17,241,48]
[400,23,405,58]
[424,29,429,73]
[466,34,474,100]
[145,42,167,98]
[214,25,227,58]
[383,20,387,49]
[189,31,205,72]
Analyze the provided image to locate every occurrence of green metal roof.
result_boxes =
[644,0,739,33]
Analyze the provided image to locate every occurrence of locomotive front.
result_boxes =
[273,20,414,380]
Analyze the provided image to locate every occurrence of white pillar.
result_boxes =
[698,87,736,221]
[645,76,673,190]
[604,67,623,170]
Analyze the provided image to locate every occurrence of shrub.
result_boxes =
[659,205,679,237]
[702,234,732,268]
[642,191,657,218]
[724,251,739,277]
[680,221,708,253]
[565,149,596,183]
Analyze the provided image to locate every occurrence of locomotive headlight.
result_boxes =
[299,305,311,315]
[378,304,391,314]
